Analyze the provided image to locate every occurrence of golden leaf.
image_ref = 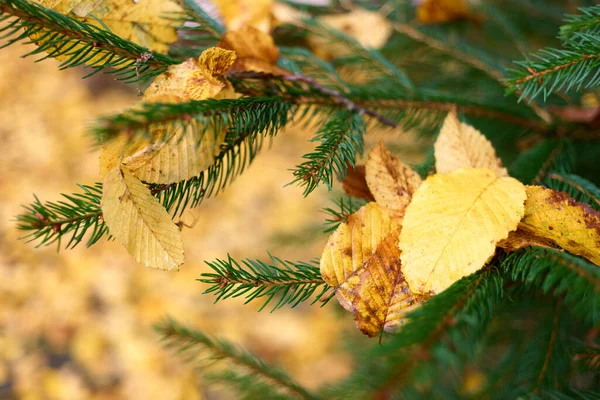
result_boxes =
[516,185,600,265]
[416,0,474,25]
[399,168,526,294]
[341,165,375,202]
[123,125,226,184]
[366,141,422,221]
[309,9,391,60]
[320,202,398,310]
[217,27,287,75]
[35,0,182,54]
[213,0,273,33]
[101,166,184,270]
[316,9,391,49]
[435,112,507,176]
[352,233,425,337]
[143,48,237,102]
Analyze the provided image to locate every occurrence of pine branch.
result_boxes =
[155,318,321,400]
[329,268,504,398]
[502,248,600,326]
[302,18,414,91]
[390,20,553,124]
[559,5,600,42]
[93,97,293,144]
[507,34,600,101]
[15,183,106,249]
[543,173,600,212]
[508,139,574,184]
[199,254,332,312]
[180,0,224,39]
[322,197,364,233]
[229,72,397,128]
[291,110,365,196]
[532,298,563,395]
[0,0,178,83]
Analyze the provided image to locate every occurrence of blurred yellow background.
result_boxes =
[0,37,426,398]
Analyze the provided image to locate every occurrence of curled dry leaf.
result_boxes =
[416,0,476,25]
[366,141,421,221]
[143,48,237,102]
[320,202,398,310]
[320,202,424,336]
[516,185,600,266]
[213,0,274,33]
[100,48,236,184]
[400,168,526,294]
[435,112,507,176]
[102,166,184,270]
[341,165,375,202]
[352,233,426,337]
[35,0,182,53]
[497,229,555,252]
[217,27,287,75]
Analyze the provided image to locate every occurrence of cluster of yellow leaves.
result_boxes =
[34,0,182,53]
[322,112,600,337]
[100,26,288,271]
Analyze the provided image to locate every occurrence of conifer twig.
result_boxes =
[199,255,332,312]
[230,72,398,128]
[0,0,177,82]
[155,318,321,400]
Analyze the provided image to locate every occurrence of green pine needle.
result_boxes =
[0,0,178,83]
[155,317,321,400]
[199,254,332,312]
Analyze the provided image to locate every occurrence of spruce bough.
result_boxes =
[5,0,600,397]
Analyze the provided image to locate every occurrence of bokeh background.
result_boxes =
[0,13,428,400]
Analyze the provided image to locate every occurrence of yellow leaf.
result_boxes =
[35,0,182,54]
[516,185,600,266]
[101,166,184,270]
[217,27,287,75]
[315,9,391,50]
[143,48,237,102]
[366,141,422,221]
[123,125,226,184]
[399,168,526,294]
[320,202,398,310]
[352,233,425,337]
[435,112,507,176]
[213,0,273,32]
[416,0,474,25]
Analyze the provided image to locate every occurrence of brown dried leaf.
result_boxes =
[320,202,398,310]
[416,0,477,25]
[341,165,375,202]
[217,27,287,75]
[352,233,425,337]
[517,185,600,265]
[366,141,422,221]
[435,112,507,176]
[497,229,555,252]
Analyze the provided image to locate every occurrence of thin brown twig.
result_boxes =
[392,22,553,124]
[532,297,563,395]
[229,71,398,128]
